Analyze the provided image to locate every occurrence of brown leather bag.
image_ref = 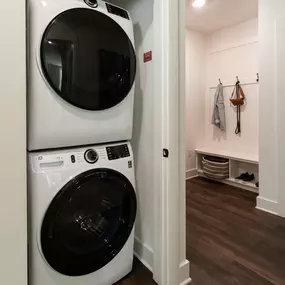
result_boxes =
[230,82,245,106]
[230,81,245,135]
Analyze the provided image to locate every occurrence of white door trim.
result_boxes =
[152,0,189,284]
[152,0,169,282]
[178,1,191,284]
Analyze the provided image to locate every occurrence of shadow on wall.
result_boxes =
[108,0,155,248]
[212,128,227,142]
[132,23,144,239]
[132,23,143,167]
[212,100,247,141]
[131,6,154,243]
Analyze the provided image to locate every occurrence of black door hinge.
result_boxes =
[163,149,169,158]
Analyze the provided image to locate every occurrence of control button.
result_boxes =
[84,0,98,8]
[84,149,99,164]
[71,155,76,163]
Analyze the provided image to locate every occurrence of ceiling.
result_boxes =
[186,0,258,34]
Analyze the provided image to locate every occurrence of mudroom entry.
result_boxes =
[184,0,285,284]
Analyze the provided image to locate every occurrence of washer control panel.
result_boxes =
[30,143,132,173]
[106,144,130,160]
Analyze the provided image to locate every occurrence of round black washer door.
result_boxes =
[41,169,137,276]
[41,8,136,111]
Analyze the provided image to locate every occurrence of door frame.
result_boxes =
[152,0,189,284]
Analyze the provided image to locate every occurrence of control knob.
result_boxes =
[84,0,98,8]
[84,149,99,164]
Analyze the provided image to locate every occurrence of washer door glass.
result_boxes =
[41,8,136,111]
[41,169,137,276]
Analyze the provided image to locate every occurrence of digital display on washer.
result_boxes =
[107,144,130,160]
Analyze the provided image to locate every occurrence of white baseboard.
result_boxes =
[186,168,198,180]
[134,237,153,272]
[180,278,192,285]
[179,259,191,285]
[256,196,278,215]
[134,237,191,285]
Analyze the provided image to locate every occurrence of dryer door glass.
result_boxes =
[41,8,136,111]
[41,169,137,276]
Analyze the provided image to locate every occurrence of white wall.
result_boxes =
[206,18,258,53]
[185,30,205,177]
[128,0,155,264]
[186,19,259,174]
[203,19,259,157]
[108,0,155,269]
[0,1,27,284]
[258,0,285,216]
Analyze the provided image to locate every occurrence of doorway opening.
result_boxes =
[184,0,285,284]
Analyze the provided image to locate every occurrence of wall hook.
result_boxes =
[236,76,240,84]
[219,78,222,85]
[256,73,259,82]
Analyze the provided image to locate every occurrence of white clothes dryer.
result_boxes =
[28,142,137,285]
[27,0,136,151]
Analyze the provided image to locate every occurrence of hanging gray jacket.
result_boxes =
[211,83,226,131]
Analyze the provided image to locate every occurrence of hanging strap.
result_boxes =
[235,105,241,135]
[231,83,237,101]
[232,82,242,135]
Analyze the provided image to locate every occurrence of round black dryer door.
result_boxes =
[41,8,136,111]
[41,169,137,276]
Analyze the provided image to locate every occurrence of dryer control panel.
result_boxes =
[106,144,130,160]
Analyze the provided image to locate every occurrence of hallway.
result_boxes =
[187,178,285,285]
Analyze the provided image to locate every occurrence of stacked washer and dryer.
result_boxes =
[27,0,137,284]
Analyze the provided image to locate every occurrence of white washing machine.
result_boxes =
[27,0,136,151]
[28,142,137,285]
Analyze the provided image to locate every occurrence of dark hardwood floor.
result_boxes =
[114,258,157,285]
[116,177,285,285]
[187,177,285,285]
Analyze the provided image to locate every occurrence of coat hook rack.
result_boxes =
[256,73,259,82]
[219,78,222,85]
